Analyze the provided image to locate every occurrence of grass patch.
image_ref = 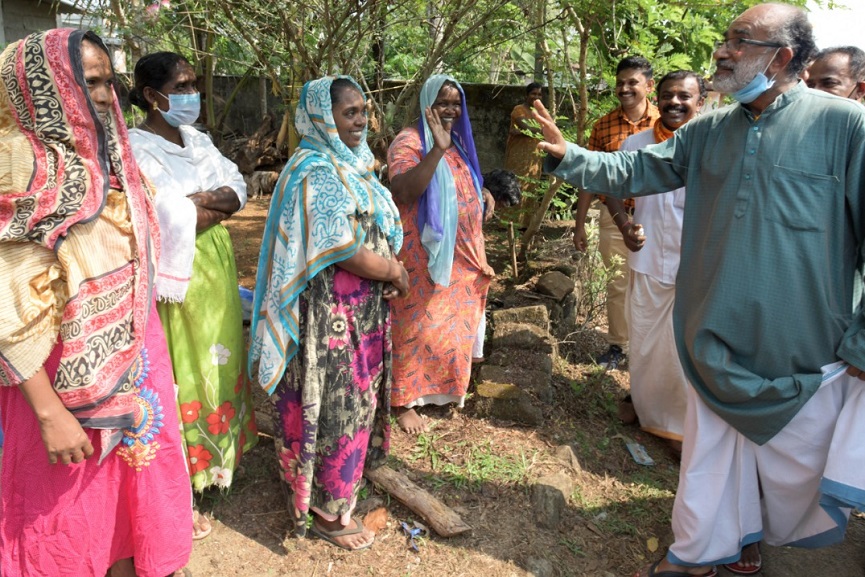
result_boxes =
[408,433,531,491]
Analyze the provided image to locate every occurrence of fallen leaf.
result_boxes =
[363,507,388,534]
[647,536,659,553]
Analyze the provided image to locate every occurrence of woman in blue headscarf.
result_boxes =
[249,76,407,551]
[387,75,495,434]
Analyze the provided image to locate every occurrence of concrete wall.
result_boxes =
[2,0,57,45]
[211,75,530,173]
[460,83,527,172]
[211,75,285,136]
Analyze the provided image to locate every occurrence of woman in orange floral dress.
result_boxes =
[387,75,495,434]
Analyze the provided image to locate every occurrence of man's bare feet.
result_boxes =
[395,406,428,434]
[633,559,716,577]
[618,394,637,425]
[312,515,375,550]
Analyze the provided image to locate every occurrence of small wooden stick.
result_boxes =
[509,221,519,278]
[364,465,472,537]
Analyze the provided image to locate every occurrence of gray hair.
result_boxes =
[767,4,817,76]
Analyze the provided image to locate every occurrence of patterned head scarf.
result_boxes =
[0,29,158,460]
[416,74,483,286]
[249,75,402,394]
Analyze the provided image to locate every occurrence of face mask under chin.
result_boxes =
[715,48,781,104]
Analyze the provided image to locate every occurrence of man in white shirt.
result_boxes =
[605,71,705,455]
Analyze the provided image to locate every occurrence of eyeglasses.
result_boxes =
[714,37,784,53]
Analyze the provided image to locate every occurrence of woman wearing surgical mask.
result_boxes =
[128,51,258,541]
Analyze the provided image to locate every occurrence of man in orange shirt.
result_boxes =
[573,56,659,370]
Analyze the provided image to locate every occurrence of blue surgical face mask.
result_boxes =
[732,49,780,104]
[156,91,200,127]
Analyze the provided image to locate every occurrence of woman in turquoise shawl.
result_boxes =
[249,76,406,551]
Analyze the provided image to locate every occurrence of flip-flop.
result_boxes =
[723,543,762,575]
[310,517,374,551]
[633,560,718,577]
[192,510,212,541]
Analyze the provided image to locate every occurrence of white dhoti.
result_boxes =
[626,271,687,440]
[667,361,865,567]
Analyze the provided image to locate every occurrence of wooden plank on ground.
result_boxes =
[364,465,472,538]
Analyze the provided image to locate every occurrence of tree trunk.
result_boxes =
[518,177,564,262]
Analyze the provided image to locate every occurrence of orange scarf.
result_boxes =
[653,118,675,143]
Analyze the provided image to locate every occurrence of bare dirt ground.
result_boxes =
[184,198,865,577]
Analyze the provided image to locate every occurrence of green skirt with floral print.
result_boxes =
[158,223,258,492]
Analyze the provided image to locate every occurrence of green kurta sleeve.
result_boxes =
[545,83,865,444]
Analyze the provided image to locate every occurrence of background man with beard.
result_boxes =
[572,56,659,372]
[806,45,865,101]
[533,4,865,576]
[603,71,706,458]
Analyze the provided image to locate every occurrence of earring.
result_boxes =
[152,101,158,111]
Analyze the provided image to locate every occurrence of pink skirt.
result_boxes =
[0,304,193,577]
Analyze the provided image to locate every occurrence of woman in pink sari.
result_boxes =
[0,29,192,577]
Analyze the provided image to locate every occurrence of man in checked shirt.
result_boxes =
[573,55,659,372]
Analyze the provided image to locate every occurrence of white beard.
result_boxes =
[713,53,773,94]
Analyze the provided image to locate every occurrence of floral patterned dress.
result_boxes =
[274,215,392,535]
[387,127,492,408]
[159,224,258,492]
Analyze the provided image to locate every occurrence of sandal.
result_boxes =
[723,543,762,575]
[310,516,374,551]
[633,560,717,577]
[192,509,212,541]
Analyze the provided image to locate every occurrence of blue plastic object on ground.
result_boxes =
[239,286,253,323]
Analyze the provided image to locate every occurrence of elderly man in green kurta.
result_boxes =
[534,4,865,577]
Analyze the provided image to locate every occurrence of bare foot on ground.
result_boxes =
[108,558,136,577]
[395,407,428,434]
[313,516,375,550]
[618,395,637,425]
[634,559,715,576]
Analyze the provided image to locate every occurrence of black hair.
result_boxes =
[616,56,653,80]
[656,70,708,100]
[330,77,362,105]
[128,51,191,111]
[813,46,865,81]
[770,7,817,77]
[526,82,543,94]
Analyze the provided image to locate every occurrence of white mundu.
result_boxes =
[622,128,688,441]
[668,361,865,565]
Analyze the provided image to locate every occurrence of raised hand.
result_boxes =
[425,106,452,152]
[532,100,568,159]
